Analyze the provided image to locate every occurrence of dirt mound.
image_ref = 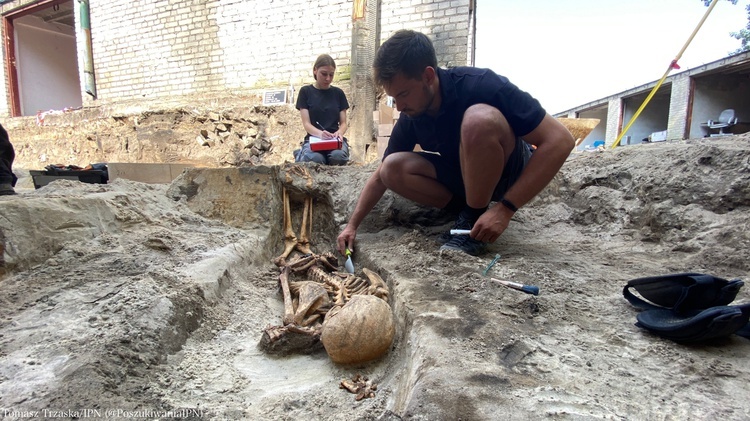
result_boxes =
[1,135,749,419]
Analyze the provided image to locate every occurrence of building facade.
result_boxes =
[557,51,750,149]
[1,0,477,161]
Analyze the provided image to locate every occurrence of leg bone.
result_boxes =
[274,187,298,266]
[295,195,313,255]
[279,266,295,325]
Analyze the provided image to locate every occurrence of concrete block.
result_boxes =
[377,136,389,159]
[379,104,394,125]
[378,124,393,137]
[108,163,195,184]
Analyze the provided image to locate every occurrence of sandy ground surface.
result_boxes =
[1,135,750,420]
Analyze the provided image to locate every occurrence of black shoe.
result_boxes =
[0,184,15,196]
[440,234,486,256]
[437,213,474,244]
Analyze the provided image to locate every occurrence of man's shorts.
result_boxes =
[417,136,532,202]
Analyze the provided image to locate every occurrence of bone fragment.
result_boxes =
[295,196,313,255]
[279,266,295,325]
[294,281,330,326]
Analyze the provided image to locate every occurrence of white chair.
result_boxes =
[702,109,738,136]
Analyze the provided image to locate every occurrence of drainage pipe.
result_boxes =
[79,0,96,99]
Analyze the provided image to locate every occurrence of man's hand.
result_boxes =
[335,165,388,255]
[337,225,357,255]
[471,204,514,243]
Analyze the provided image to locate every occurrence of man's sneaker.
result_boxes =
[437,213,474,244]
[0,183,15,196]
[440,234,486,256]
[437,230,453,244]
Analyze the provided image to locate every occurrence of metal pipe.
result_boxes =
[78,0,96,99]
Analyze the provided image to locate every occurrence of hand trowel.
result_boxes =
[344,248,355,274]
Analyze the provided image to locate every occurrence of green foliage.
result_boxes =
[703,0,737,6]
[729,3,750,53]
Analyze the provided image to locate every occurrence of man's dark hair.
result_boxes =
[373,30,437,86]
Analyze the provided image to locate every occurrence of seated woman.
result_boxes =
[294,54,350,165]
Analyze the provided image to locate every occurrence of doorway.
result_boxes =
[3,0,81,117]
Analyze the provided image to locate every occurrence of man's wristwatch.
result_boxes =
[499,197,518,213]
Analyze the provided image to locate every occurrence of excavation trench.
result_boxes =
[3,139,750,419]
[154,165,418,416]
[0,165,424,418]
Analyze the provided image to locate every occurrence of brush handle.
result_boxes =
[450,229,471,235]
[490,277,540,296]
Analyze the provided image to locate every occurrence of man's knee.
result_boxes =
[461,104,515,149]
[379,155,399,188]
[380,152,437,190]
[379,152,415,188]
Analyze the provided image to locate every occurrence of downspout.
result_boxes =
[79,0,96,99]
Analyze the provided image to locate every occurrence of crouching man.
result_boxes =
[337,29,574,256]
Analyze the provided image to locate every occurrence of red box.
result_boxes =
[310,137,342,151]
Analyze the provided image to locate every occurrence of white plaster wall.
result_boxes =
[690,75,750,137]
[578,107,608,149]
[15,15,81,116]
[621,90,671,144]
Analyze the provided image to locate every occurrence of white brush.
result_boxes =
[344,248,354,274]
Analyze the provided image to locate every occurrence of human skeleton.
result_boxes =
[259,166,391,358]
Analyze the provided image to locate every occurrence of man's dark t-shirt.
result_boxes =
[296,85,349,140]
[384,67,546,170]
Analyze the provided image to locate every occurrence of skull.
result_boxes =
[321,295,395,365]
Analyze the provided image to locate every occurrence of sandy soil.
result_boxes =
[1,135,749,420]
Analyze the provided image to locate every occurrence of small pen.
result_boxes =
[315,121,340,140]
[315,121,328,138]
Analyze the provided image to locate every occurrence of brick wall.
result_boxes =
[380,0,474,68]
[605,98,622,147]
[1,0,473,107]
[1,0,475,161]
[0,28,7,117]
[667,75,691,141]
[88,0,473,105]
[90,0,353,103]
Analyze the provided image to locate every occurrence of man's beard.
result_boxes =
[405,83,435,118]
